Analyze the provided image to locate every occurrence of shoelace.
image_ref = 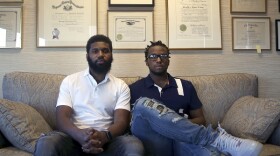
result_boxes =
[212,124,242,153]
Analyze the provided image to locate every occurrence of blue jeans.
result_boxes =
[34,131,144,156]
[130,97,220,156]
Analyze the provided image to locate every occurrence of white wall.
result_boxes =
[0,0,280,98]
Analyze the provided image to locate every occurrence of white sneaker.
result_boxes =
[211,124,263,156]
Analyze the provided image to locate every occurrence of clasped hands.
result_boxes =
[77,128,109,154]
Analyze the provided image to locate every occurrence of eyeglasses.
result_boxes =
[90,48,110,54]
[147,54,170,61]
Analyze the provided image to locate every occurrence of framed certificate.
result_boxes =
[231,0,266,13]
[107,11,153,49]
[109,0,154,7]
[276,20,280,51]
[0,0,23,2]
[232,17,271,50]
[167,0,222,49]
[0,6,22,48]
[37,0,97,47]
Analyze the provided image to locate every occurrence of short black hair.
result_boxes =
[144,41,170,60]
[86,34,113,53]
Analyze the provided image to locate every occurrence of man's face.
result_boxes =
[86,42,113,74]
[146,45,170,76]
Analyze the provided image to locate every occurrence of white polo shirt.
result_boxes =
[56,68,130,131]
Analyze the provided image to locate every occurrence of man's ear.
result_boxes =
[145,60,148,66]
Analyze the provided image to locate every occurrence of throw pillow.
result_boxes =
[0,98,52,153]
[221,96,280,143]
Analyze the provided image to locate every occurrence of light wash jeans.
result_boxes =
[130,97,220,156]
[34,131,144,156]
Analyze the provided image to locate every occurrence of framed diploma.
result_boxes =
[0,0,23,2]
[37,0,97,47]
[276,20,280,51]
[109,0,154,7]
[167,0,222,49]
[0,6,22,48]
[231,0,266,13]
[107,11,153,49]
[232,17,271,50]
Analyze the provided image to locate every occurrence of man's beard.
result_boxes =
[87,55,113,74]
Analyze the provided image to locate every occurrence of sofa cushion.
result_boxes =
[178,73,257,128]
[0,99,52,153]
[260,144,280,156]
[0,146,32,156]
[221,96,280,143]
[119,77,141,85]
[2,72,65,129]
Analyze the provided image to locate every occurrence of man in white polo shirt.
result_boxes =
[34,34,144,156]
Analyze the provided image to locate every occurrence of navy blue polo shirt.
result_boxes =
[129,74,202,115]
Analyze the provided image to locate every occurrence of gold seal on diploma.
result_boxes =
[180,24,187,32]
[116,34,123,41]
[52,28,60,39]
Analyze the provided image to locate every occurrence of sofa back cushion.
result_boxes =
[2,72,65,129]
[2,72,141,130]
[2,72,257,129]
[177,73,257,128]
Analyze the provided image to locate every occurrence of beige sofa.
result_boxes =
[0,71,280,156]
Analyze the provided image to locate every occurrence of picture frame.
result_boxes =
[232,17,271,50]
[0,6,22,48]
[230,0,266,13]
[107,11,154,49]
[0,0,23,2]
[276,20,280,51]
[109,0,154,7]
[167,0,222,49]
[37,0,97,47]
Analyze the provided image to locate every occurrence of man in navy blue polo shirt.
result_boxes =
[129,41,263,156]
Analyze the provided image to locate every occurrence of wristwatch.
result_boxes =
[103,130,113,141]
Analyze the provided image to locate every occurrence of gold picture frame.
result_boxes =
[37,0,97,47]
[167,0,222,49]
[232,17,270,50]
[231,0,266,13]
[0,0,23,2]
[107,11,154,49]
[0,6,22,48]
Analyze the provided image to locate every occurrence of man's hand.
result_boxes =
[81,139,103,154]
[75,128,96,145]
[56,106,103,153]
[81,130,108,154]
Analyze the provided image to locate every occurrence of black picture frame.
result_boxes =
[108,0,154,7]
[276,20,280,51]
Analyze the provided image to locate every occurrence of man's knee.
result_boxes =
[115,135,145,155]
[133,97,169,116]
[34,131,76,156]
